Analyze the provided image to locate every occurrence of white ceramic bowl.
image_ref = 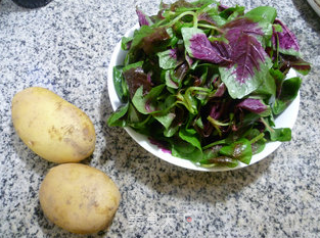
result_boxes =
[306,0,320,17]
[107,26,300,172]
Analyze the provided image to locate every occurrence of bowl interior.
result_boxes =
[107,26,300,172]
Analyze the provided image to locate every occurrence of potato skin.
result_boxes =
[39,163,121,234]
[11,87,96,163]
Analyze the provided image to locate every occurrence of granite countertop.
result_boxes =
[1,0,320,237]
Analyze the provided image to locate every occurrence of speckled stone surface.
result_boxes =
[0,0,320,237]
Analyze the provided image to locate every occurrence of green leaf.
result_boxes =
[157,49,179,69]
[164,124,180,137]
[176,88,199,115]
[198,7,227,27]
[219,57,273,99]
[171,0,217,13]
[272,100,287,115]
[245,6,277,24]
[127,103,146,125]
[107,103,129,127]
[261,117,292,141]
[279,77,302,101]
[244,128,267,154]
[252,72,276,99]
[154,112,176,130]
[121,36,133,50]
[171,139,203,162]
[182,27,204,57]
[219,138,253,164]
[165,70,179,89]
[123,61,144,72]
[113,66,128,102]
[202,156,239,168]
[179,126,202,150]
[132,85,166,114]
[131,25,154,49]
[220,5,245,22]
[268,128,292,141]
[272,76,301,115]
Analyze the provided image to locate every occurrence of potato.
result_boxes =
[11,87,96,163]
[39,163,121,234]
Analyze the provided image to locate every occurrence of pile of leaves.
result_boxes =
[108,0,310,168]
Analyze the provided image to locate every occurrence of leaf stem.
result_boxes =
[197,23,224,34]
[202,139,226,150]
[249,132,265,144]
[169,11,198,28]
[207,116,229,137]
[260,117,274,133]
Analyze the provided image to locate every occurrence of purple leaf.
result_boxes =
[185,54,194,67]
[273,19,300,53]
[237,98,267,114]
[123,67,152,98]
[157,48,180,69]
[209,103,223,119]
[224,18,264,41]
[201,100,232,137]
[214,83,226,97]
[218,4,229,12]
[279,54,311,75]
[141,27,171,54]
[169,48,178,59]
[149,138,172,154]
[182,28,231,64]
[198,13,217,25]
[219,18,273,98]
[175,62,189,81]
[224,18,269,82]
[190,36,231,64]
[229,34,268,84]
[136,8,152,26]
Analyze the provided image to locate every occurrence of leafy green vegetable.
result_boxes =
[108,0,310,168]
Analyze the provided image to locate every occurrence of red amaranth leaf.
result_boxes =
[223,17,264,39]
[274,19,300,54]
[123,67,152,99]
[219,17,273,98]
[230,34,268,83]
[182,28,231,64]
[142,27,171,54]
[136,8,152,26]
[189,34,231,64]
[237,98,267,114]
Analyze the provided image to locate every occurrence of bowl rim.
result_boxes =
[107,25,300,172]
[306,0,320,17]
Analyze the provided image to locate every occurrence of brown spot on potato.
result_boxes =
[28,140,35,147]
[64,138,91,156]
[89,198,99,208]
[48,126,62,140]
[55,101,63,110]
[66,126,74,135]
[82,125,89,137]
[108,206,115,211]
[60,125,74,136]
